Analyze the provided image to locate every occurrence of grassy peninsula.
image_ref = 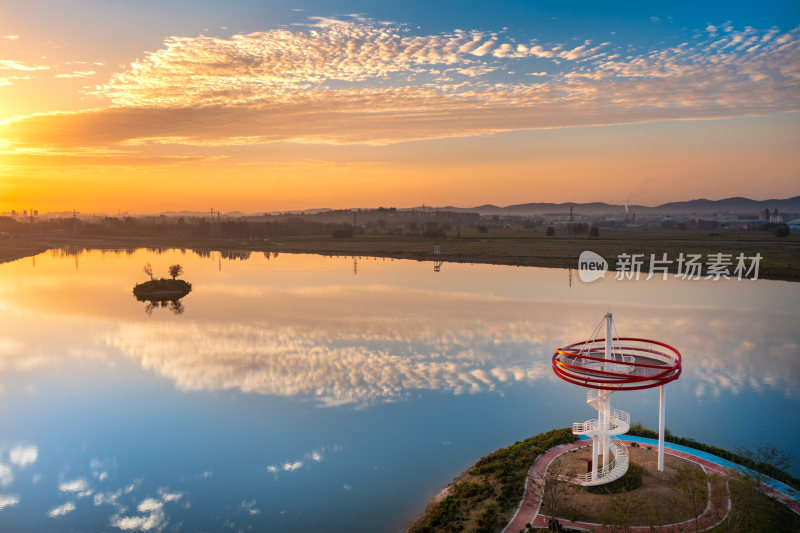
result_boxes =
[409,428,576,532]
[409,427,800,533]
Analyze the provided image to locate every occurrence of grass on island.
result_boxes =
[541,446,709,528]
[627,423,800,491]
[409,428,576,533]
[707,474,800,533]
[411,426,800,533]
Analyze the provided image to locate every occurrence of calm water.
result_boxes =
[0,249,798,532]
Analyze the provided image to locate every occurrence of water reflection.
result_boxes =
[0,250,797,405]
[103,299,798,406]
[0,249,798,531]
[138,298,186,315]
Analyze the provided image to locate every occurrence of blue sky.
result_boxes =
[1,1,798,211]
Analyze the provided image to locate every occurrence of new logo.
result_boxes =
[578,251,608,283]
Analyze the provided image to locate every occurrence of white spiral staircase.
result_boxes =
[572,389,630,486]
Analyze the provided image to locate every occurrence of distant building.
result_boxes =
[769,208,783,224]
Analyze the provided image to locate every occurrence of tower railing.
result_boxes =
[573,436,629,485]
[572,408,630,435]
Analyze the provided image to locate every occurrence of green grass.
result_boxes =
[586,462,643,494]
[14,227,799,280]
[410,428,577,533]
[708,474,800,532]
[627,423,800,491]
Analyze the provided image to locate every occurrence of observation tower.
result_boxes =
[552,313,681,485]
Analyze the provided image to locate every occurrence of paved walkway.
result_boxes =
[502,437,800,533]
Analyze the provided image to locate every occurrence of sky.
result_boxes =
[0,0,798,213]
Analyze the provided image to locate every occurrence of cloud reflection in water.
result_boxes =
[103,285,799,406]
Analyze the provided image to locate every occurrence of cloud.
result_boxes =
[0,463,12,487]
[48,501,76,517]
[0,495,20,510]
[106,306,551,407]
[99,279,800,405]
[267,460,304,473]
[94,489,122,507]
[110,490,182,531]
[58,477,92,497]
[9,445,37,468]
[3,35,19,40]
[267,446,335,474]
[12,18,796,149]
[55,70,96,79]
[240,499,260,516]
[59,478,89,493]
[0,59,49,71]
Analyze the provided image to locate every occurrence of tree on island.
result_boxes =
[143,262,154,281]
[169,264,184,280]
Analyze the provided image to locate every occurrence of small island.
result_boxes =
[409,426,800,532]
[133,262,192,299]
[133,278,192,300]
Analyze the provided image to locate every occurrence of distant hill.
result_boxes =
[49,195,795,219]
[428,196,800,216]
[654,196,800,213]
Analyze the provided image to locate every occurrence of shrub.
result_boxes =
[775,223,790,237]
[587,462,643,494]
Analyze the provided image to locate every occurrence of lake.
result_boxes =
[0,248,798,532]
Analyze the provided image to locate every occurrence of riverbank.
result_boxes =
[0,240,50,265]
[2,228,799,280]
[411,430,800,533]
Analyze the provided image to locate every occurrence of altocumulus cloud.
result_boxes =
[9,445,38,468]
[0,17,798,151]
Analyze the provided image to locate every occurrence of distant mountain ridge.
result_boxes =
[423,196,800,216]
[138,195,798,217]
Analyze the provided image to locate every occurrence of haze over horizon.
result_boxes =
[1,1,798,213]
[8,193,799,218]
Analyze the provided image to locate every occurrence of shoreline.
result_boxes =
[2,232,799,281]
[411,430,800,532]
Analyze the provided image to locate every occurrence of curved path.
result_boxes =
[503,436,800,533]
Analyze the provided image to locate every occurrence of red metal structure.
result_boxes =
[553,337,681,391]
[552,314,682,482]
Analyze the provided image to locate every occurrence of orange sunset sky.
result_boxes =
[1,1,798,214]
